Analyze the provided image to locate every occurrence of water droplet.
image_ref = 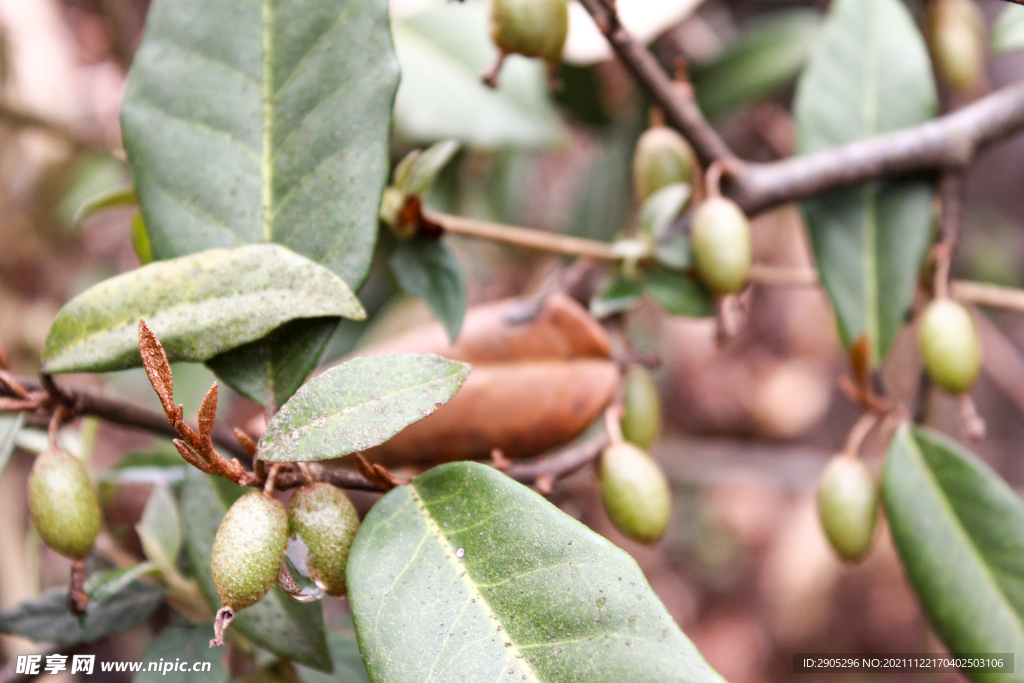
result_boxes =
[456,547,465,558]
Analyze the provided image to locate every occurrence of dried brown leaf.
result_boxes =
[234,428,257,457]
[138,320,175,420]
[172,439,214,474]
[198,383,218,441]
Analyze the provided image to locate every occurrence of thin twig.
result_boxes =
[950,280,1024,311]
[0,101,107,151]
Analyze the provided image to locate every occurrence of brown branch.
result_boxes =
[504,427,610,485]
[0,101,107,152]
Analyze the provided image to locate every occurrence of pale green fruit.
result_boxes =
[490,0,569,63]
[930,0,985,94]
[212,491,288,611]
[632,127,696,202]
[919,299,982,394]
[599,442,671,544]
[288,483,359,597]
[817,455,879,562]
[620,364,662,449]
[690,197,752,295]
[28,449,101,559]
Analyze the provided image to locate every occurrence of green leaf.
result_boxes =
[644,267,714,317]
[348,462,725,683]
[41,244,364,374]
[394,140,461,196]
[257,354,470,463]
[0,412,24,478]
[0,580,164,646]
[179,469,331,671]
[388,237,467,343]
[590,274,643,319]
[883,426,1024,679]
[298,630,370,683]
[204,317,338,410]
[392,2,564,149]
[130,211,154,265]
[73,184,137,225]
[87,564,160,604]
[793,0,937,365]
[136,482,181,577]
[691,9,822,121]
[135,626,228,683]
[993,4,1024,54]
[637,183,691,240]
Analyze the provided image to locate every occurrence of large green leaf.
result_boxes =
[257,354,470,463]
[41,244,364,374]
[883,426,1024,681]
[389,237,467,343]
[348,461,725,683]
[135,626,227,683]
[121,0,398,402]
[392,2,564,149]
[691,9,821,121]
[793,0,936,365]
[136,482,182,578]
[179,469,331,671]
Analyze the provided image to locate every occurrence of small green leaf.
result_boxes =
[394,140,460,196]
[0,412,24,478]
[0,579,164,646]
[644,267,714,317]
[590,274,643,319]
[136,483,181,577]
[41,244,365,374]
[388,237,467,343]
[135,626,227,683]
[993,4,1024,53]
[87,564,160,604]
[179,469,331,671]
[793,0,937,365]
[691,9,822,120]
[257,354,470,463]
[205,317,338,411]
[130,212,154,265]
[393,2,564,149]
[637,183,691,241]
[73,184,137,225]
[883,426,1024,680]
[348,462,725,683]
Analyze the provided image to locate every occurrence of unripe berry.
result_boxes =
[620,364,662,449]
[287,484,359,598]
[690,197,752,295]
[28,449,101,559]
[212,491,288,611]
[817,455,878,562]
[599,442,671,544]
[490,0,568,64]
[918,299,982,394]
[930,0,986,95]
[633,127,696,202]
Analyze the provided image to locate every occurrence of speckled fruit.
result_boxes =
[288,483,359,597]
[28,449,101,559]
[490,0,569,63]
[817,455,878,562]
[632,127,696,202]
[620,364,662,449]
[690,197,752,295]
[599,442,671,544]
[212,491,288,611]
[918,298,982,395]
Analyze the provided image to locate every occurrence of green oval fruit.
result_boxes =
[930,0,985,94]
[633,127,696,202]
[690,197,752,295]
[490,0,569,63]
[817,455,878,562]
[599,442,671,544]
[288,483,360,597]
[212,491,288,611]
[28,449,101,559]
[620,364,662,449]
[918,298,982,394]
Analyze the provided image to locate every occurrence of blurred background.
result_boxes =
[2,0,1024,681]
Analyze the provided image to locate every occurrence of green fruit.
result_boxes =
[599,442,671,544]
[633,127,696,202]
[620,364,662,449]
[918,298,982,394]
[28,449,101,559]
[930,0,985,94]
[690,197,752,295]
[287,483,360,597]
[212,491,288,611]
[817,455,878,562]
[490,0,569,63]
